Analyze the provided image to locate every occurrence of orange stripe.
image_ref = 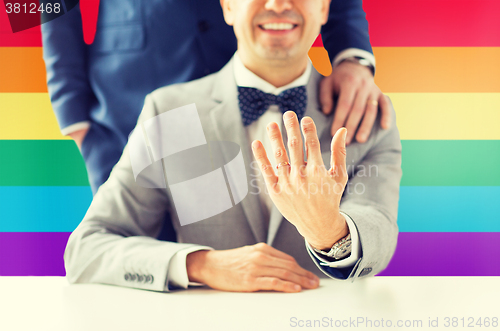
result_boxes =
[308,47,332,76]
[374,47,500,92]
[0,47,47,93]
[1,47,500,93]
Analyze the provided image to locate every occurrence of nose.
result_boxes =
[264,0,293,14]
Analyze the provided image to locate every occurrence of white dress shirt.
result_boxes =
[165,53,361,290]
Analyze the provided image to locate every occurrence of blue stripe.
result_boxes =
[397,186,500,232]
[0,186,499,232]
[0,186,92,232]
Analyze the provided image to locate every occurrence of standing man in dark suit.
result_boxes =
[42,0,389,194]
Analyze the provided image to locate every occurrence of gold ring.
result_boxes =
[276,161,290,169]
[369,100,378,106]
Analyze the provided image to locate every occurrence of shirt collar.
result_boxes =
[233,52,311,96]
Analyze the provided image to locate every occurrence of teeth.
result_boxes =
[261,23,294,31]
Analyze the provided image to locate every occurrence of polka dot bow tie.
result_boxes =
[237,86,308,126]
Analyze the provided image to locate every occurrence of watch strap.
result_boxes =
[338,56,375,76]
[312,233,352,260]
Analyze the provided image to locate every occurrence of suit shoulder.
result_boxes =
[149,74,217,113]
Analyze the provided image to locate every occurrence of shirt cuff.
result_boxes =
[332,48,376,71]
[306,211,361,268]
[165,246,214,290]
[60,121,91,136]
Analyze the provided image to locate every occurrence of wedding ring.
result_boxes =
[276,161,290,169]
[368,100,378,106]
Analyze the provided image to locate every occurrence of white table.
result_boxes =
[0,277,499,331]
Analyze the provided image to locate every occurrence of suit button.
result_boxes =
[124,273,130,281]
[359,267,373,277]
[130,273,137,281]
[145,275,152,283]
[138,274,144,282]
[198,20,209,33]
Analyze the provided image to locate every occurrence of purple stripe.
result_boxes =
[378,233,500,276]
[0,233,69,276]
[1,232,499,276]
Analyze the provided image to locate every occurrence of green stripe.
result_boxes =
[0,140,89,186]
[0,140,498,186]
[401,140,500,186]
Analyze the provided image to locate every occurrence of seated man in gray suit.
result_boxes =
[64,0,401,293]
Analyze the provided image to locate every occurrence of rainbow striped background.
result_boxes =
[1,0,499,277]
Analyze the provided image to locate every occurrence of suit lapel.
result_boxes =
[305,69,332,145]
[208,58,268,243]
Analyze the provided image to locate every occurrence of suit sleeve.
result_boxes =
[341,103,402,280]
[311,102,402,281]
[321,0,373,61]
[41,4,95,132]
[64,94,204,292]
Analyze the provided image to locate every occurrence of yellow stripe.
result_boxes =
[1,93,500,140]
[389,93,500,140]
[0,93,69,140]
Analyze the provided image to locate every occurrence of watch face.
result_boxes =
[333,242,352,259]
[358,58,371,67]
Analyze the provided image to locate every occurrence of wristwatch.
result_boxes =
[338,56,375,76]
[312,233,352,260]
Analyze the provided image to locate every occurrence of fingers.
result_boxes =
[253,242,296,262]
[344,84,370,145]
[301,117,324,167]
[251,140,278,187]
[254,244,316,278]
[330,84,356,136]
[266,122,290,176]
[68,128,89,150]
[262,257,317,282]
[355,94,379,143]
[330,128,348,183]
[251,243,319,292]
[283,111,304,168]
[319,75,335,115]
[254,277,303,293]
[379,94,392,130]
[260,266,319,290]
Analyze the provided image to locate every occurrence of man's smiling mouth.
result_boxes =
[259,23,298,31]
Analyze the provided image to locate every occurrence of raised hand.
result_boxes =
[251,111,349,251]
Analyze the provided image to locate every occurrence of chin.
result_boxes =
[257,44,299,62]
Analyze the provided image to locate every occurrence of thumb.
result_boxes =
[330,127,348,180]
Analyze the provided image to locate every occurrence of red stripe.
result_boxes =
[2,1,499,47]
[311,34,323,47]
[80,0,100,45]
[0,5,41,46]
[2,2,500,48]
[364,0,500,46]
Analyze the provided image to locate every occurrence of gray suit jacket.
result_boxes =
[64,58,402,291]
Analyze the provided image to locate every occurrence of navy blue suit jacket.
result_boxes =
[42,0,372,193]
